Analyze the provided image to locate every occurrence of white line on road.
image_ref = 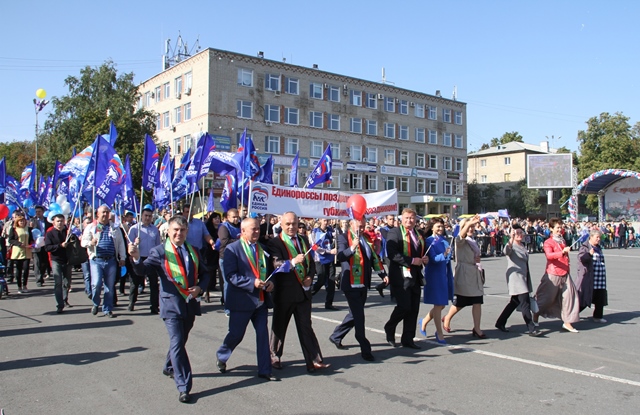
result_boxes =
[312,314,640,388]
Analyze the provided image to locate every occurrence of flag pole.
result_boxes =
[137,186,144,235]
[240,170,245,214]
[247,180,253,215]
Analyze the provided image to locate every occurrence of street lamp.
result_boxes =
[33,88,48,176]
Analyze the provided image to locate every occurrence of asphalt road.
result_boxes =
[1,247,639,415]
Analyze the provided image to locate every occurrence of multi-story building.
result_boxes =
[137,48,468,216]
[467,141,562,217]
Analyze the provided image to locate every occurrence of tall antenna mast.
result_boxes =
[380,67,395,85]
[162,32,201,70]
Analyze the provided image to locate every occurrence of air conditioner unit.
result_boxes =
[342,88,348,96]
[177,92,182,100]
[395,98,400,104]
[343,178,350,184]
[265,121,273,126]
[323,83,328,88]
[362,158,367,162]
[185,87,192,96]
[377,93,384,100]
[302,172,308,178]
[409,102,415,107]
[171,125,176,132]
[150,92,155,98]
[345,151,350,158]
[274,90,281,96]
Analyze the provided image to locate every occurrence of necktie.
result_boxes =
[293,237,300,253]
[410,230,418,248]
[360,236,371,259]
[250,243,257,261]
[179,246,189,272]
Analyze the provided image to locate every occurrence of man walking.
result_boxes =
[44,213,72,313]
[30,205,52,286]
[311,218,338,309]
[128,206,161,312]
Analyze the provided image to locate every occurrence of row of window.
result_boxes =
[143,72,193,107]
[480,173,512,183]
[155,103,193,130]
[480,157,511,167]
[238,68,463,124]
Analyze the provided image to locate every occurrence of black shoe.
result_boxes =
[56,307,64,314]
[361,353,375,361]
[150,308,159,315]
[529,330,543,337]
[325,305,339,310]
[375,284,385,298]
[258,373,280,381]
[36,282,43,287]
[329,337,347,350]
[163,369,174,378]
[178,392,191,403]
[65,300,73,308]
[128,302,134,311]
[106,311,115,318]
[402,342,421,349]
[91,306,98,315]
[495,324,509,333]
[216,359,227,373]
[386,335,397,348]
[271,361,283,370]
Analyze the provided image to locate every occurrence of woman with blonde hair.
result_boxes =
[8,214,34,294]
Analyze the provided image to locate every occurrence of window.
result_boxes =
[285,138,298,155]
[443,181,452,195]
[174,137,182,154]
[309,111,323,128]
[284,107,299,125]
[310,140,323,158]
[350,173,363,190]
[350,90,362,106]
[505,189,512,198]
[385,149,395,165]
[481,175,487,183]
[443,109,451,123]
[185,135,194,152]
[399,151,409,166]
[367,147,378,163]
[366,93,377,109]
[428,106,437,120]
[185,71,192,90]
[443,133,452,147]
[327,173,340,189]
[456,182,464,196]
[504,157,511,165]
[366,119,377,136]
[155,114,161,130]
[366,175,378,191]
[429,155,437,169]
[455,158,463,172]
[237,100,253,119]
[399,125,409,140]
[330,142,340,159]
[145,92,151,107]
[455,111,463,125]
[415,103,425,118]
[480,159,487,167]
[416,179,426,194]
[184,103,191,121]
[415,128,425,143]
[329,85,340,102]
[328,114,340,131]
[416,153,425,168]
[155,86,161,103]
[237,68,253,86]
[399,178,409,193]
[443,156,452,171]
[350,145,362,161]
[164,82,170,99]
[174,106,182,124]
[428,130,437,144]
[480,190,487,198]
[399,100,409,115]
[384,123,395,139]
[504,173,511,182]
[285,77,299,95]
[265,136,280,154]
[264,105,279,123]
[265,73,280,91]
[309,83,323,99]
[384,97,395,112]
[175,76,183,96]
[455,134,464,148]
[429,180,438,194]
[385,177,396,190]
[350,117,362,134]
[163,111,170,128]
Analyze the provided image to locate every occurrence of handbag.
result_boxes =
[66,234,88,266]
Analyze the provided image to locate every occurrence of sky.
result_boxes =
[2,0,639,154]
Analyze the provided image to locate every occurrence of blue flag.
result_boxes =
[220,173,237,212]
[0,156,6,196]
[232,129,260,180]
[101,120,118,146]
[207,188,215,213]
[4,175,21,207]
[256,156,274,184]
[304,146,332,188]
[172,149,191,202]
[289,152,299,187]
[197,133,217,180]
[19,161,36,193]
[154,149,173,209]
[142,134,159,192]
[121,155,138,212]
[91,137,125,207]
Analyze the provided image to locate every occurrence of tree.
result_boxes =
[467,180,482,212]
[38,60,156,189]
[0,140,35,178]
[488,131,524,148]
[506,179,542,218]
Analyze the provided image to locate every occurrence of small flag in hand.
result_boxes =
[273,260,292,274]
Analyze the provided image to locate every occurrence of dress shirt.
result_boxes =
[186,218,209,250]
[129,224,161,257]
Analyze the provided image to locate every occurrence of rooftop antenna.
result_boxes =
[163,32,201,70]
[452,85,457,101]
[380,67,395,85]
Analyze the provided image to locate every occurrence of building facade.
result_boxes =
[137,48,468,216]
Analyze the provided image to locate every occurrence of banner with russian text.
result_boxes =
[248,183,398,219]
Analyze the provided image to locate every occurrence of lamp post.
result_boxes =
[34,88,48,176]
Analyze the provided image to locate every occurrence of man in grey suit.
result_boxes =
[129,215,210,403]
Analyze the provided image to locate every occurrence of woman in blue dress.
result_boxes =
[419,219,454,344]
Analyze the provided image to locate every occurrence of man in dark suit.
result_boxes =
[129,215,210,403]
[383,208,428,349]
[216,218,278,381]
[329,218,388,361]
[267,211,329,373]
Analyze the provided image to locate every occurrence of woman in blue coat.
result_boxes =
[419,219,454,344]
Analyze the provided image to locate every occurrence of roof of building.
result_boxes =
[468,141,557,157]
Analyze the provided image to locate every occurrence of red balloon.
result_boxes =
[346,195,367,220]
[0,204,8,220]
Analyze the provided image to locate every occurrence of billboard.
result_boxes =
[604,176,640,221]
[527,154,573,189]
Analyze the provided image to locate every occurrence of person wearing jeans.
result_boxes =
[44,214,72,313]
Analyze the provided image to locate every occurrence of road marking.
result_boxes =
[312,314,640,388]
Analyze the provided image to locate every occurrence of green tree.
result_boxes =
[506,179,542,218]
[489,131,524,148]
[576,112,639,211]
[467,180,482,212]
[38,60,156,189]
[0,140,35,178]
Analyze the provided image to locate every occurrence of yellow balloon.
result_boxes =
[36,89,47,99]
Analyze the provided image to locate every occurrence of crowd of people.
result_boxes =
[0,205,626,403]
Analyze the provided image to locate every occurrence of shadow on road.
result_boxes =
[0,346,147,371]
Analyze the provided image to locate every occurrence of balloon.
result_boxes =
[0,204,8,220]
[49,203,61,212]
[121,266,127,277]
[452,204,457,209]
[28,207,36,217]
[31,228,42,239]
[23,199,34,209]
[61,202,71,216]
[47,211,57,223]
[346,194,367,220]
[36,88,47,99]
[56,195,67,205]
[7,204,17,217]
